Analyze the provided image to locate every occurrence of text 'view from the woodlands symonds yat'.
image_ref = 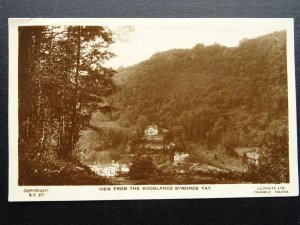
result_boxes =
[18,24,290,186]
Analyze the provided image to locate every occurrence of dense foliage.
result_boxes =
[112,31,289,183]
[18,26,117,184]
[128,156,157,179]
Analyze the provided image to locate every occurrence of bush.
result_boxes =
[129,157,157,179]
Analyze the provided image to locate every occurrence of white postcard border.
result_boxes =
[8,18,299,201]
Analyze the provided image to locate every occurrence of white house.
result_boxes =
[173,152,190,165]
[144,124,159,136]
[89,161,129,177]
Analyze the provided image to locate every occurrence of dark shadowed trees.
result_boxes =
[18,25,117,184]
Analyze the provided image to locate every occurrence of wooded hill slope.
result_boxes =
[111,31,289,182]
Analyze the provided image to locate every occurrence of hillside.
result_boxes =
[107,31,289,183]
[113,31,287,141]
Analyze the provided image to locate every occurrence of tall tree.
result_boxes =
[19,25,117,184]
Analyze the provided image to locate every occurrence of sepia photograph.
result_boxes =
[9,18,298,200]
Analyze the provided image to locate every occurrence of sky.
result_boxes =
[104,19,290,69]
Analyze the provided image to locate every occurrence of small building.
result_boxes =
[173,152,190,165]
[144,124,159,136]
[141,124,173,150]
[143,124,165,141]
[246,152,260,166]
[234,147,260,166]
[89,161,129,177]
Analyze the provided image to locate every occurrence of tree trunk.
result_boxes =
[67,26,81,157]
